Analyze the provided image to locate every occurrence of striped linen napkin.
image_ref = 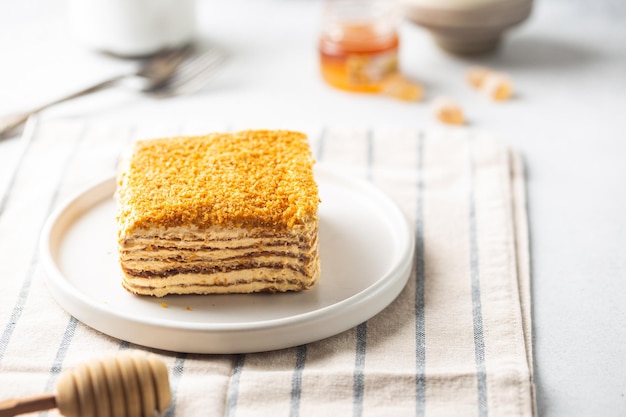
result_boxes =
[0,118,534,417]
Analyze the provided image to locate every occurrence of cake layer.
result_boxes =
[121,237,314,251]
[120,235,317,262]
[122,223,317,241]
[122,252,317,271]
[121,228,316,251]
[122,260,321,297]
[121,249,316,265]
[121,251,318,276]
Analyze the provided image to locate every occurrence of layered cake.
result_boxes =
[116,130,320,297]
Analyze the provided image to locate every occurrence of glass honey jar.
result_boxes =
[319,0,400,93]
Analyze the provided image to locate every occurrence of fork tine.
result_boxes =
[168,51,223,87]
[171,50,222,81]
[151,49,224,97]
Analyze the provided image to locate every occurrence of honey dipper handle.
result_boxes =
[0,393,56,417]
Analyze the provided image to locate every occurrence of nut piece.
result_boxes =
[432,97,465,125]
[466,66,492,89]
[382,73,424,101]
[481,72,513,101]
[466,66,514,101]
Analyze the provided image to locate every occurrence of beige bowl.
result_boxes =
[402,0,532,54]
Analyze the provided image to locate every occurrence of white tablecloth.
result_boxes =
[0,118,533,416]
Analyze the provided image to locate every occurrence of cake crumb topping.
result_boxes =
[117,130,319,234]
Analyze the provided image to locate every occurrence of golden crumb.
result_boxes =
[466,66,513,101]
[481,72,513,101]
[381,73,423,102]
[466,66,491,88]
[186,306,192,311]
[161,302,168,308]
[432,97,465,125]
[117,130,319,234]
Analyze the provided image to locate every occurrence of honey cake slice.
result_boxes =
[116,130,320,297]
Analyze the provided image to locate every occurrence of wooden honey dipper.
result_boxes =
[0,351,171,417]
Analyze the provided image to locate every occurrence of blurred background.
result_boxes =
[1,0,625,415]
[1,0,624,130]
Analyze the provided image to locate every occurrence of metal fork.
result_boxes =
[0,45,223,138]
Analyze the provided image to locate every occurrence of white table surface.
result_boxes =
[1,0,625,415]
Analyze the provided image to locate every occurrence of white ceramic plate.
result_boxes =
[40,166,414,354]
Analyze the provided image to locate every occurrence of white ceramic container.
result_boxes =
[67,0,196,57]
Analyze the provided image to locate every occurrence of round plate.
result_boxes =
[40,165,414,353]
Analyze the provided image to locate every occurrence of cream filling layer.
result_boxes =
[121,253,317,273]
[119,239,317,261]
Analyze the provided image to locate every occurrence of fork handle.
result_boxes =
[0,112,31,139]
[0,74,126,139]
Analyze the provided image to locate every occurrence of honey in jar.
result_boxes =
[319,0,400,93]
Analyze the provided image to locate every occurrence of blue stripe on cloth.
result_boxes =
[225,354,246,417]
[414,131,426,417]
[0,121,87,363]
[468,135,489,417]
[165,353,187,417]
[353,322,367,417]
[43,316,79,392]
[290,345,307,417]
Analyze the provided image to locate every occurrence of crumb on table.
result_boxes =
[432,97,465,125]
[466,66,513,101]
[382,73,424,102]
